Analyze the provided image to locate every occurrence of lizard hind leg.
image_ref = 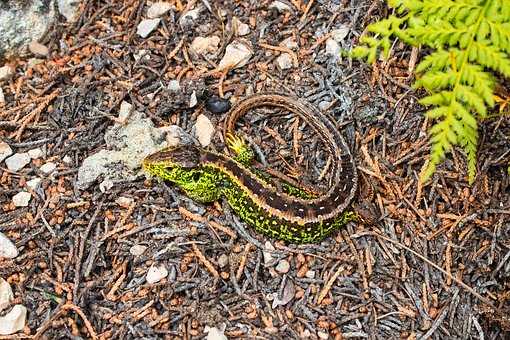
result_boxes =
[226,133,255,166]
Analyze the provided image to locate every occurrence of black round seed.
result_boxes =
[205,96,231,114]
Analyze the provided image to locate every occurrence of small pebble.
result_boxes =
[275,259,290,274]
[179,7,202,27]
[0,232,18,259]
[27,148,43,159]
[137,18,160,38]
[116,196,134,208]
[168,79,180,92]
[217,254,229,268]
[218,40,253,70]
[190,36,220,55]
[62,155,73,164]
[0,87,4,105]
[5,153,30,172]
[118,101,133,121]
[204,326,227,340]
[263,241,275,265]
[0,142,13,163]
[318,331,329,339]
[276,53,293,70]
[305,270,316,279]
[146,264,168,283]
[205,96,231,114]
[233,17,250,36]
[269,1,292,12]
[40,162,56,175]
[12,192,31,207]
[281,36,298,50]
[129,245,147,256]
[330,26,350,42]
[158,125,190,146]
[0,305,27,335]
[147,1,173,18]
[194,114,214,147]
[0,278,13,310]
[28,41,49,56]
[99,179,114,192]
[189,91,198,108]
[325,38,341,60]
[26,178,42,191]
[0,65,14,81]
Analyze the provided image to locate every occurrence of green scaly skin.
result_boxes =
[143,137,356,243]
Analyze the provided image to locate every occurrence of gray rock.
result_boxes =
[0,142,13,163]
[130,244,147,256]
[0,278,13,311]
[137,18,160,38]
[218,39,253,70]
[0,304,27,335]
[275,259,290,274]
[0,1,55,59]
[5,153,30,172]
[0,87,4,105]
[146,264,168,283]
[269,1,292,12]
[77,111,168,189]
[168,80,180,92]
[179,6,202,27]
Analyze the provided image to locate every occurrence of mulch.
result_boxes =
[1,0,509,339]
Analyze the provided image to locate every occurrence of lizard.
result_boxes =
[142,93,366,243]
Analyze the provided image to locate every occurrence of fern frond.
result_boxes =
[352,0,510,184]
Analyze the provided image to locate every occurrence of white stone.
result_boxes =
[40,162,56,175]
[57,0,80,22]
[133,49,150,62]
[189,91,197,108]
[305,270,316,279]
[281,36,298,50]
[190,36,220,55]
[217,254,229,268]
[318,331,329,339]
[275,259,290,274]
[0,233,18,259]
[5,153,30,172]
[325,38,341,59]
[27,148,43,159]
[0,278,13,311]
[119,101,133,121]
[330,26,350,43]
[263,241,275,265]
[194,114,214,147]
[26,178,42,191]
[218,40,253,70]
[168,80,180,92]
[0,65,14,81]
[276,53,293,70]
[204,325,228,340]
[12,192,31,207]
[0,142,13,163]
[137,18,160,38]
[62,155,72,164]
[146,264,168,283]
[116,196,134,208]
[28,41,49,56]
[99,179,114,193]
[147,2,173,18]
[0,305,27,335]
[130,245,147,256]
[0,87,4,105]
[269,1,292,12]
[179,7,202,27]
[233,17,250,36]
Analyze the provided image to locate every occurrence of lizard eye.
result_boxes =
[192,172,201,182]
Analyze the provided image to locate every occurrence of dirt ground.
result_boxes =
[1,0,510,339]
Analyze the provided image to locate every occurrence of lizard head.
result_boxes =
[142,145,222,203]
